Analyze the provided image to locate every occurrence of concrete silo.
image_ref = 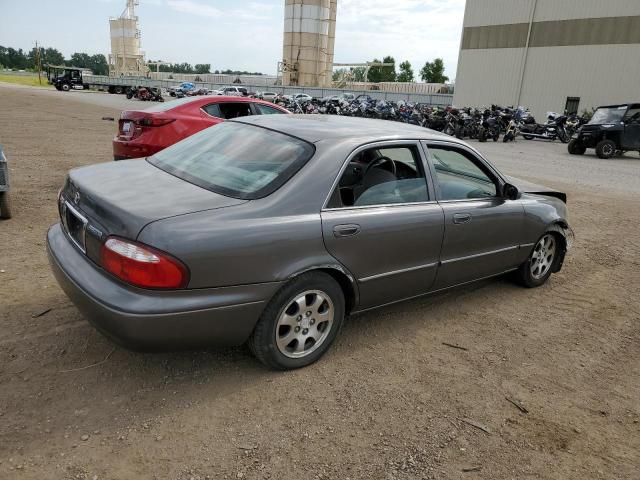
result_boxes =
[282,0,337,87]
[109,0,149,77]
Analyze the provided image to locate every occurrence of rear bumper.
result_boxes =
[47,223,281,350]
[112,138,163,161]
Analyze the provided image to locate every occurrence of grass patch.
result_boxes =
[0,74,53,88]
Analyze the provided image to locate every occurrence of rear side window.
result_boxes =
[255,104,285,115]
[219,102,252,119]
[149,122,315,200]
[202,103,221,117]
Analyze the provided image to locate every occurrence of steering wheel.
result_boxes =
[363,155,397,180]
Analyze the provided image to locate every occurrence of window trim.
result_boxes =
[201,102,222,119]
[421,140,508,203]
[254,103,286,115]
[321,139,436,211]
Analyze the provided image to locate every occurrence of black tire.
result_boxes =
[478,129,487,142]
[522,134,534,140]
[126,91,134,99]
[114,86,124,95]
[249,272,345,370]
[567,138,586,155]
[60,83,71,92]
[595,139,616,159]
[503,132,513,143]
[515,232,563,288]
[492,131,500,142]
[0,192,12,219]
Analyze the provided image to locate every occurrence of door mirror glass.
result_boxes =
[503,183,519,200]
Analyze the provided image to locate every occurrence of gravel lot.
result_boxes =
[1,84,639,480]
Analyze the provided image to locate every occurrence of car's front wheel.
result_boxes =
[595,139,616,159]
[516,233,563,287]
[249,272,345,370]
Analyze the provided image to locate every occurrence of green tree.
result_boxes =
[28,47,65,69]
[420,58,449,83]
[396,60,414,82]
[194,63,211,74]
[367,55,396,83]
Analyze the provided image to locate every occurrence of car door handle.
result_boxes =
[333,224,361,237]
[453,213,472,224]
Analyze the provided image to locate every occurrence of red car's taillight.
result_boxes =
[138,116,175,127]
[100,237,189,289]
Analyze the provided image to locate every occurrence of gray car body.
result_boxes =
[47,115,571,349]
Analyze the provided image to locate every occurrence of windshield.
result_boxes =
[588,106,627,124]
[148,122,315,200]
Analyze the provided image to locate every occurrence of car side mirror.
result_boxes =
[503,183,519,200]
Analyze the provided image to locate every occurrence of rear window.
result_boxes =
[148,122,315,200]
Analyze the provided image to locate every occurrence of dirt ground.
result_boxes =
[0,84,639,480]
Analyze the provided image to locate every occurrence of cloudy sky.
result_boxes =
[0,0,466,79]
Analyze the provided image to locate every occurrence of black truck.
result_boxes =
[45,65,143,95]
[568,103,640,159]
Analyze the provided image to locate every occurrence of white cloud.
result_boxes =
[334,0,465,80]
[166,0,223,18]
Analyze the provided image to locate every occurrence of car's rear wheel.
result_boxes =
[568,138,586,155]
[0,192,12,219]
[595,139,616,159]
[249,272,345,370]
[516,233,562,288]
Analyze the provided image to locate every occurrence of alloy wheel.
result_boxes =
[275,290,334,358]
[530,234,556,280]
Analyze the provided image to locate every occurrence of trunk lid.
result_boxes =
[61,159,246,240]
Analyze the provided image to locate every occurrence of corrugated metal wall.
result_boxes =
[454,0,640,118]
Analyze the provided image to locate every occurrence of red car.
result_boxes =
[113,96,290,160]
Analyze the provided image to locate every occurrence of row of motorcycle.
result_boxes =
[272,95,587,143]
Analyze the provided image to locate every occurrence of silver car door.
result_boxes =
[321,141,444,310]
[423,141,525,289]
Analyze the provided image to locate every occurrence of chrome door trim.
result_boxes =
[352,267,519,315]
[321,139,434,211]
[359,261,438,283]
[322,200,438,212]
[440,245,519,265]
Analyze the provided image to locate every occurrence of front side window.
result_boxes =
[149,122,315,199]
[623,108,640,124]
[428,147,497,200]
[328,145,428,208]
[256,104,285,115]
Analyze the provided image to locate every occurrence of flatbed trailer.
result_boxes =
[45,65,159,95]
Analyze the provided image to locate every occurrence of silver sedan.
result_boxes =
[47,115,573,369]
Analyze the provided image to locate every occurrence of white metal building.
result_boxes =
[454,0,640,119]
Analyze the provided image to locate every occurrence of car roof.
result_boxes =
[598,103,640,109]
[231,114,454,143]
[138,96,283,113]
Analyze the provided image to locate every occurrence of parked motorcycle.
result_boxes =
[126,86,164,102]
[519,111,569,143]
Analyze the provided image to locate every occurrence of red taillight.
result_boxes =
[100,237,189,289]
[138,116,175,127]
